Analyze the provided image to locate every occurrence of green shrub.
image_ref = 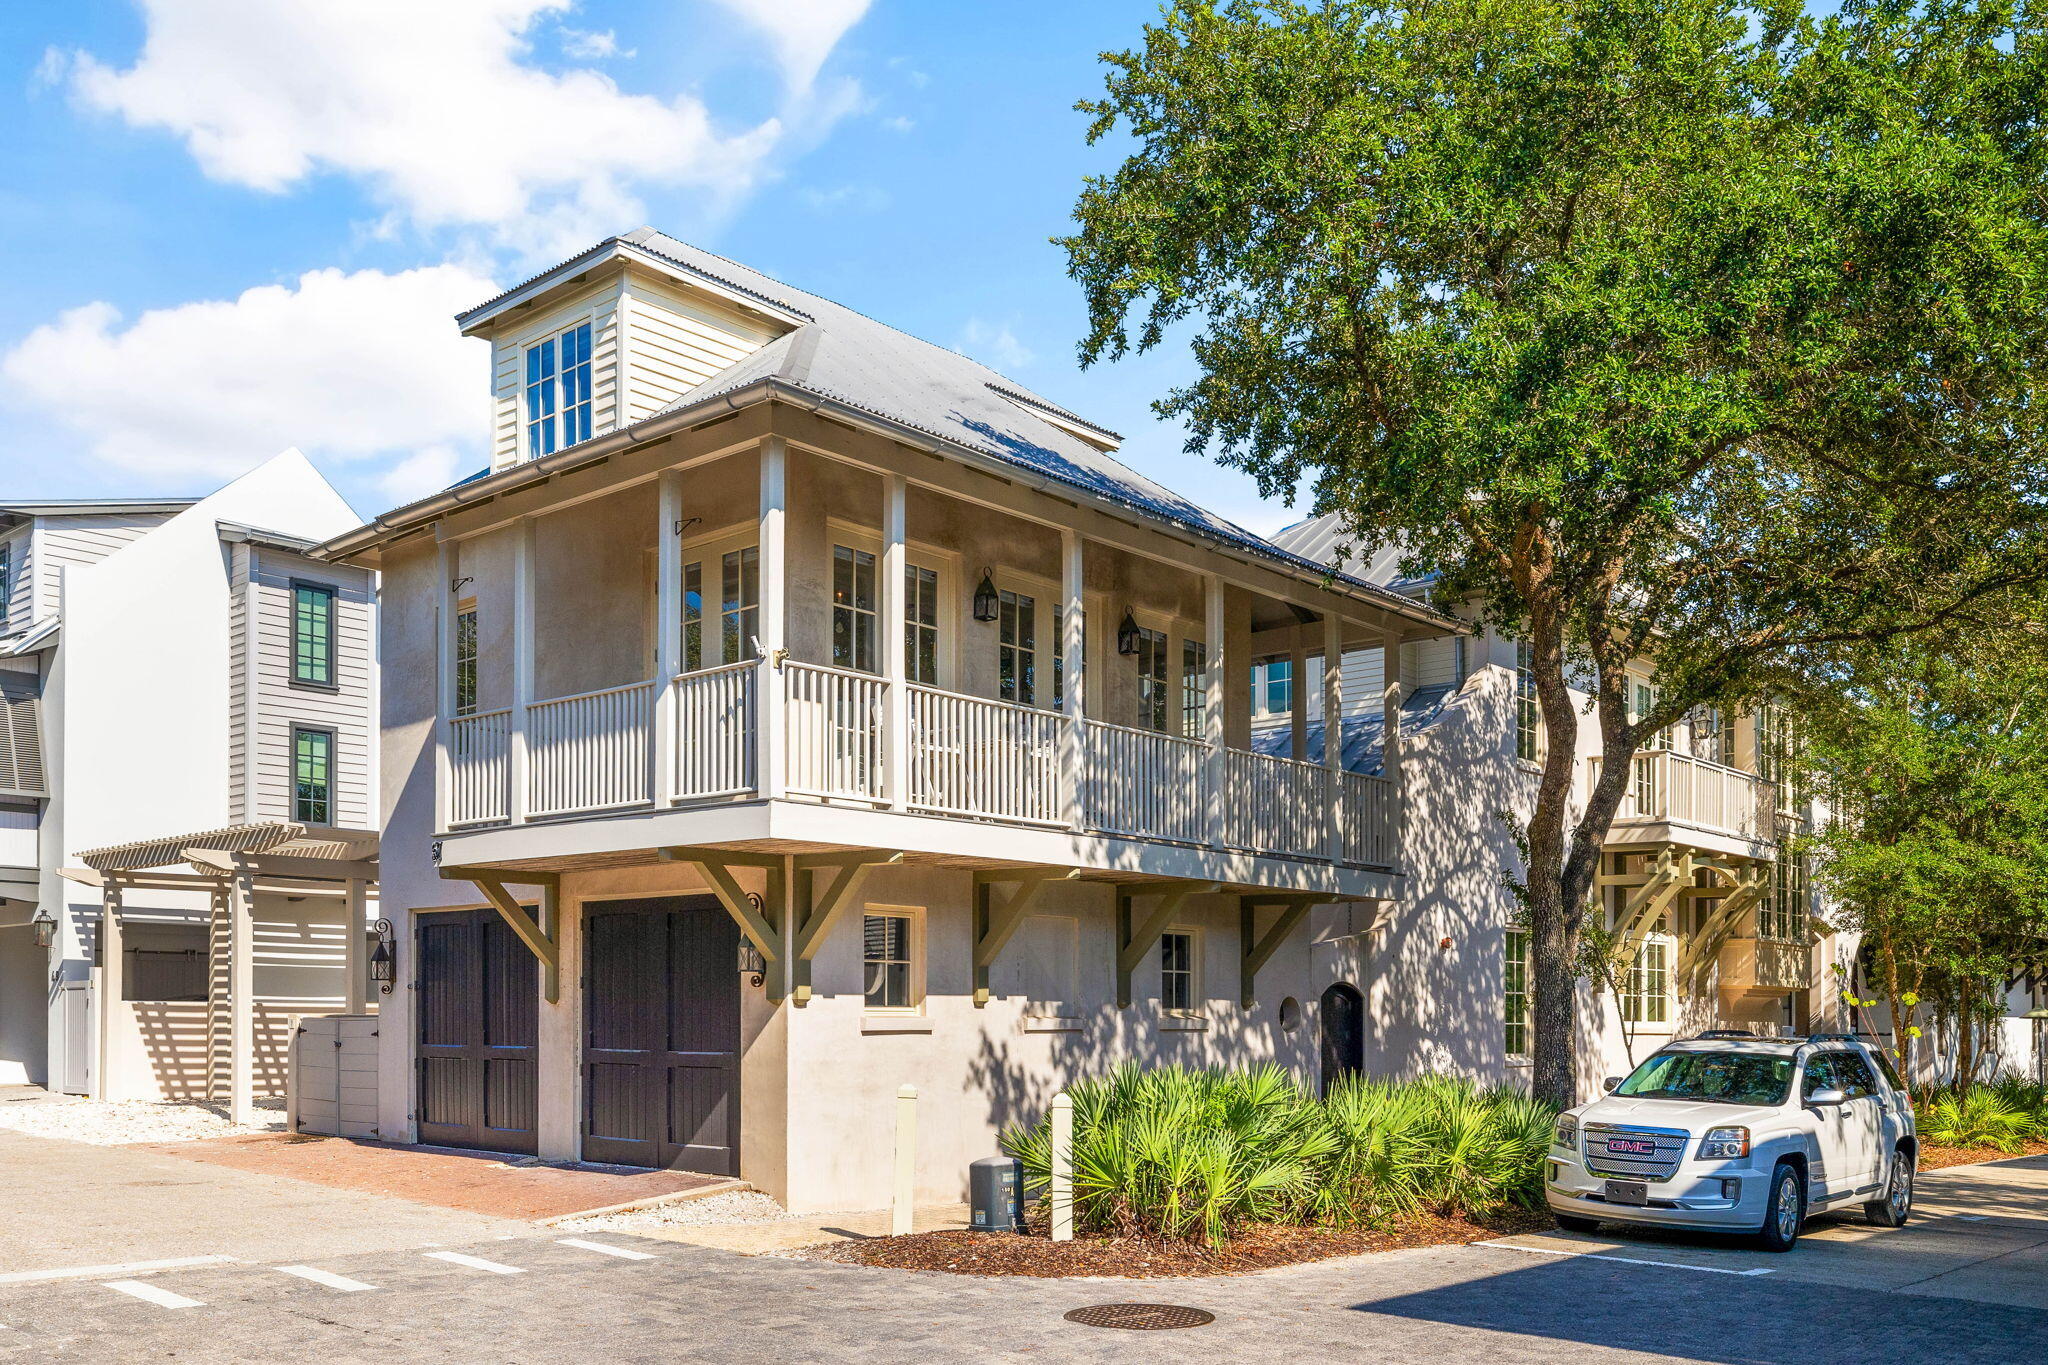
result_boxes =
[1000,1065,1556,1245]
[1916,1087,2035,1153]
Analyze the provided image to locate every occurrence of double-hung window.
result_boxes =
[1622,928,1672,1025]
[293,727,334,825]
[453,601,479,716]
[905,564,940,684]
[1136,627,1169,732]
[1159,930,1196,1011]
[1504,929,1530,1058]
[1760,848,1808,943]
[1180,639,1207,739]
[998,589,1037,705]
[831,545,879,672]
[1515,640,1541,762]
[523,321,593,457]
[863,911,919,1012]
[291,581,338,687]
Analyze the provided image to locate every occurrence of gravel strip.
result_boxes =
[0,1097,286,1145]
[556,1190,800,1232]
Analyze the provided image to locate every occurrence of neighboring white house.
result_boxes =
[0,452,379,1111]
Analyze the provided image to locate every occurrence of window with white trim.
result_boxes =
[523,321,592,457]
[1136,626,1169,732]
[1251,657,1294,718]
[1159,929,1197,1011]
[1759,848,1808,943]
[1180,638,1207,739]
[863,910,921,1012]
[453,600,479,716]
[1621,928,1673,1024]
[1515,639,1542,762]
[682,561,704,671]
[1504,928,1530,1058]
[998,589,1037,705]
[831,544,878,673]
[906,564,940,685]
[720,546,759,664]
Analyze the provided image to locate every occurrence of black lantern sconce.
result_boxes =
[1116,609,1142,656]
[972,568,1000,623]
[29,907,55,950]
[739,894,767,986]
[369,917,396,995]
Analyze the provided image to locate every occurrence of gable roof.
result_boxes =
[331,230,1458,630]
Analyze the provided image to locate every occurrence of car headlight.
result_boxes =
[1554,1112,1578,1148]
[1698,1125,1750,1160]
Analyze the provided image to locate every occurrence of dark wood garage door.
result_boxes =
[583,896,741,1175]
[415,909,538,1154]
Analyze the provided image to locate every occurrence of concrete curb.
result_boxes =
[535,1178,754,1225]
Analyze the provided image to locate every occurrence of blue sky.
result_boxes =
[0,1,1299,533]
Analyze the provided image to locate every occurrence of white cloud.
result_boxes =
[379,444,469,504]
[798,184,889,214]
[710,0,872,91]
[559,27,632,60]
[62,0,826,250]
[880,114,914,134]
[955,319,1035,373]
[2,263,497,483]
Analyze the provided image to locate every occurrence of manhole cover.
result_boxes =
[1063,1303,1215,1331]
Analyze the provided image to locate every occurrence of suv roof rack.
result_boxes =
[1805,1033,1860,1045]
[1694,1029,1760,1039]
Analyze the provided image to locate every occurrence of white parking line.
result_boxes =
[555,1238,656,1261]
[277,1265,378,1292]
[103,1280,204,1309]
[0,1255,237,1286]
[422,1250,525,1275]
[1478,1240,1775,1277]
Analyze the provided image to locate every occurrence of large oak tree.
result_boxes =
[1062,0,2048,1104]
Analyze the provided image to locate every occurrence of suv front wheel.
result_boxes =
[1756,1161,1805,1252]
[1865,1149,1913,1228]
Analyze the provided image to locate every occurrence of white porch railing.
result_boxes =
[908,685,1068,826]
[528,680,655,817]
[672,662,756,800]
[1600,749,1775,843]
[448,708,511,826]
[443,664,1405,872]
[1083,720,1209,845]
[783,661,886,803]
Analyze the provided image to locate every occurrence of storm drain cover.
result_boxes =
[1063,1303,1215,1331]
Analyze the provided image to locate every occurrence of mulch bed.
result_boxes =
[809,1207,1553,1279]
[1919,1137,2048,1171]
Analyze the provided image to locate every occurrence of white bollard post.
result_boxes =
[893,1084,917,1236]
[1050,1091,1074,1243]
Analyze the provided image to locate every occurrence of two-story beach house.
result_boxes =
[318,229,1464,1211]
[0,452,378,1122]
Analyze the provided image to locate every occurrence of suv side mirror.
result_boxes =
[1808,1087,1848,1107]
[1602,1076,1622,1093]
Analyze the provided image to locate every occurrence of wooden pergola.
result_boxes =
[65,821,378,1125]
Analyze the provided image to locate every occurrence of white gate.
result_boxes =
[288,1014,379,1138]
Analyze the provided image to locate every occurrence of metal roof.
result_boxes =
[0,498,197,518]
[77,821,379,872]
[1268,514,1436,595]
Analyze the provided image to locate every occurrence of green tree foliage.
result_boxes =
[1804,612,2048,1090]
[1061,0,2048,1104]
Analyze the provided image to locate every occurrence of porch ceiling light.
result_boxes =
[1116,609,1141,656]
[973,569,1000,623]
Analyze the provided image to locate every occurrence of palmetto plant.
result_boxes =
[1001,1066,1556,1245]
[1916,1087,2035,1154]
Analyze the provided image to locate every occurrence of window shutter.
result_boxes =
[0,671,45,797]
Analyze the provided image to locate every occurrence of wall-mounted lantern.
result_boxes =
[29,907,55,950]
[739,894,767,986]
[1116,609,1142,656]
[972,569,1000,623]
[369,918,396,995]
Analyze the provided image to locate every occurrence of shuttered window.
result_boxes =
[0,671,46,797]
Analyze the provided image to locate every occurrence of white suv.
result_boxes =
[1545,1032,1917,1251]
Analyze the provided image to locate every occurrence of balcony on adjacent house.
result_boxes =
[422,416,1451,898]
[1592,748,1782,857]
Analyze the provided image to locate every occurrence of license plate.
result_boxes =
[1605,1179,1649,1206]
[1605,1138,1658,1157]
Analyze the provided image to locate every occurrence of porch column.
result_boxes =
[1324,612,1346,863]
[1289,624,1309,762]
[228,864,256,1126]
[1060,529,1086,831]
[94,880,124,1101]
[881,473,908,811]
[342,876,367,1015]
[434,532,455,831]
[1382,626,1407,859]
[654,470,684,806]
[508,517,536,824]
[757,437,788,800]
[1204,573,1226,846]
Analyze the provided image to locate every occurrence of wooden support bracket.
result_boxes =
[1682,874,1765,981]
[971,870,1081,1007]
[659,850,786,1001]
[789,852,905,1005]
[442,867,561,1003]
[1116,882,1214,1009]
[1239,896,1316,1008]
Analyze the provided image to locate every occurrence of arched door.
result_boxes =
[1320,983,1364,1095]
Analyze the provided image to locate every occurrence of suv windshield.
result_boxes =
[1615,1051,1794,1106]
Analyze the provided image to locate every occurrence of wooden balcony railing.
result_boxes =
[1593,749,1777,844]
[443,657,1401,870]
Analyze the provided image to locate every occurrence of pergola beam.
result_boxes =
[184,848,378,882]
